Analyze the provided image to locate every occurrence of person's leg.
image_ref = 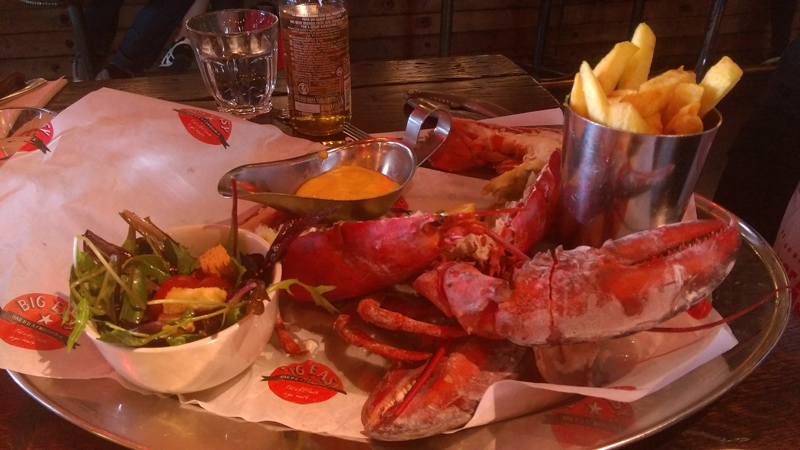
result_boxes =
[109,0,196,77]
[82,0,125,73]
[158,0,210,73]
[714,37,800,243]
[770,0,798,59]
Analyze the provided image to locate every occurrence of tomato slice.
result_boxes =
[147,275,200,321]
[197,274,233,291]
[153,275,200,300]
[147,274,234,322]
[687,298,712,320]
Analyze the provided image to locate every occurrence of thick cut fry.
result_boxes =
[664,102,703,135]
[593,41,639,94]
[643,113,664,134]
[619,88,670,118]
[663,82,704,124]
[665,114,703,135]
[608,89,637,100]
[639,68,696,93]
[576,24,740,136]
[569,72,588,117]
[607,101,653,134]
[699,56,743,117]
[579,61,611,125]
[618,23,656,90]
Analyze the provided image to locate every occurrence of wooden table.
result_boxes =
[2,55,798,449]
[41,54,560,136]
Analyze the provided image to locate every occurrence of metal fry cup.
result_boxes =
[556,105,722,249]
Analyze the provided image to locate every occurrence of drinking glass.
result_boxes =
[185,9,279,118]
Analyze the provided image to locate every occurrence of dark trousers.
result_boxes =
[83,0,194,76]
[771,0,798,58]
[713,37,800,243]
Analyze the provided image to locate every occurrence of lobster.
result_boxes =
[346,218,739,441]
[246,118,740,441]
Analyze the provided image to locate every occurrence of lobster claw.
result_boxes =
[596,218,741,316]
[361,337,528,441]
[416,219,741,346]
[529,219,739,344]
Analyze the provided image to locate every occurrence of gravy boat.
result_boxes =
[218,103,451,223]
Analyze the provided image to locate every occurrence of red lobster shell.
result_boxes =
[413,218,740,345]
[281,148,562,301]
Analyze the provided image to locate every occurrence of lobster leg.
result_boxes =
[332,292,469,362]
[274,305,309,356]
[333,314,433,362]
[357,298,468,339]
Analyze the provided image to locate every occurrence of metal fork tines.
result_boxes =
[341,122,371,141]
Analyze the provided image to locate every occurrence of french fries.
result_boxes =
[618,23,656,90]
[569,72,588,117]
[698,56,744,117]
[579,61,611,125]
[593,41,639,94]
[663,82,704,124]
[568,23,742,136]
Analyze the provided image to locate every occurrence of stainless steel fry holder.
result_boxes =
[556,105,722,249]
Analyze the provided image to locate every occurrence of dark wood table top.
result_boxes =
[42,54,560,137]
[2,55,799,449]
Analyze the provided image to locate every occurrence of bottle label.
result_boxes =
[282,5,350,116]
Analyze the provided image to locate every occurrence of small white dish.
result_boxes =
[86,224,280,394]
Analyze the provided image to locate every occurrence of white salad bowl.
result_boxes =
[85,224,280,394]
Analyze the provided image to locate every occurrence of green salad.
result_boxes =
[66,210,331,349]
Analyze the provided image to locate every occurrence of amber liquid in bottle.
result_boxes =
[280,2,352,136]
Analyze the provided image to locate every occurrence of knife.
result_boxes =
[404,90,513,118]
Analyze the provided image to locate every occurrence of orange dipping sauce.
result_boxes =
[295,166,400,200]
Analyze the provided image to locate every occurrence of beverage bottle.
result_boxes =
[279,0,352,136]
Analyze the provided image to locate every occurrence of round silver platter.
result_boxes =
[9,196,791,450]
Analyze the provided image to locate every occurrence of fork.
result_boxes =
[341,122,372,141]
[274,109,371,141]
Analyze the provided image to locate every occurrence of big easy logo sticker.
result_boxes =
[545,396,636,447]
[17,122,55,155]
[391,196,409,216]
[175,108,232,147]
[0,293,73,350]
[263,360,346,404]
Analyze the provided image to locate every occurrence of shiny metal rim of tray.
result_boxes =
[9,196,792,450]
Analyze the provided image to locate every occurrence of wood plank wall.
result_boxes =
[1,0,798,81]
